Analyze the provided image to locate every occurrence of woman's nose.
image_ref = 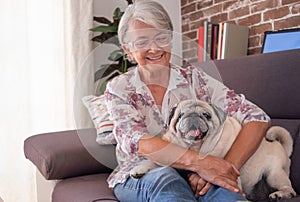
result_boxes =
[148,40,160,50]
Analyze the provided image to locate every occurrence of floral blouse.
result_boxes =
[104,63,270,188]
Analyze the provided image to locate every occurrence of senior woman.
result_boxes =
[104,1,270,201]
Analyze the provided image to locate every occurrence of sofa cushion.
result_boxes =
[24,129,116,180]
[82,95,116,145]
[52,173,118,202]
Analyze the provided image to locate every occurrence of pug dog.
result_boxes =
[130,99,296,201]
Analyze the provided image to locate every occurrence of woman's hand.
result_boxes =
[188,172,212,197]
[138,135,244,195]
[192,154,244,196]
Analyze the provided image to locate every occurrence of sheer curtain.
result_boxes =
[0,0,93,201]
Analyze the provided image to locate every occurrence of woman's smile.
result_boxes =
[146,53,164,62]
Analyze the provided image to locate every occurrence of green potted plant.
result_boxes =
[90,0,135,94]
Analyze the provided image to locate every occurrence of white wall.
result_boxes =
[93,0,182,64]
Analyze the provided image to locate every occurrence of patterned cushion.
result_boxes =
[82,95,116,145]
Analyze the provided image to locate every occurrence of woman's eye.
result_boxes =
[134,39,149,48]
[155,34,171,44]
[156,36,167,42]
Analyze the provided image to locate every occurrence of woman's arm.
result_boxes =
[138,134,243,195]
[224,121,270,169]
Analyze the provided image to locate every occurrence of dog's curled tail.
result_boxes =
[266,126,293,157]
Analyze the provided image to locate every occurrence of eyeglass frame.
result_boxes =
[125,32,173,51]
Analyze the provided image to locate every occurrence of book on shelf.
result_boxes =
[198,22,249,61]
[203,21,219,61]
[197,26,204,62]
[220,23,249,59]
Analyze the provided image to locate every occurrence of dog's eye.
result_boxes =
[178,113,183,119]
[203,112,211,120]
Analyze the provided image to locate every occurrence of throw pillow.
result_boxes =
[82,95,116,145]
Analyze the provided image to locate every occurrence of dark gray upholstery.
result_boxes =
[24,129,114,180]
[52,173,118,202]
[24,49,300,201]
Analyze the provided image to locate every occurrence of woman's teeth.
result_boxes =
[147,54,162,60]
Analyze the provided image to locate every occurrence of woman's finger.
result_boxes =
[187,173,198,193]
[195,178,207,197]
[199,182,212,196]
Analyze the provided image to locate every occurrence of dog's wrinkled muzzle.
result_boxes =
[178,112,208,141]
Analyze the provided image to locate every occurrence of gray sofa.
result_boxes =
[24,49,300,202]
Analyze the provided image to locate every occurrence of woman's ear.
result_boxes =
[122,45,135,61]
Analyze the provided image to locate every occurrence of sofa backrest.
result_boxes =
[198,48,300,120]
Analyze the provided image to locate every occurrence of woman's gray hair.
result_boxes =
[118,0,173,45]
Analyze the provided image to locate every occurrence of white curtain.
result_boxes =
[0,0,94,201]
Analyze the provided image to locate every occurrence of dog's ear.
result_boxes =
[210,104,226,124]
[168,104,178,126]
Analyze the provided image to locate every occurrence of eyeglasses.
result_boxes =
[127,33,172,51]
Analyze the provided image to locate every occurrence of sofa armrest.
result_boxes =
[24,128,117,180]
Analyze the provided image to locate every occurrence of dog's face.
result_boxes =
[168,100,226,145]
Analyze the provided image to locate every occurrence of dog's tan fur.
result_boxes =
[130,100,296,200]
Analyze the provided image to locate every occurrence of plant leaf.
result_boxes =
[93,16,111,24]
[91,32,117,43]
[113,7,123,20]
[108,49,123,61]
[126,0,133,5]
[90,25,118,33]
[95,64,121,81]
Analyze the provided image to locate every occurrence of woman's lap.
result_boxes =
[114,166,247,202]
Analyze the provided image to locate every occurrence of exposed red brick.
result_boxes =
[190,11,205,21]
[291,3,300,14]
[202,4,222,17]
[196,0,213,10]
[190,20,207,30]
[223,0,239,11]
[248,35,261,48]
[182,3,196,15]
[249,23,272,36]
[215,0,227,4]
[274,15,300,30]
[184,31,197,39]
[282,0,300,5]
[248,47,262,55]
[182,24,190,33]
[211,13,228,23]
[237,13,262,26]
[251,0,279,13]
[229,7,250,19]
[263,7,290,21]
[182,0,300,56]
[181,0,189,7]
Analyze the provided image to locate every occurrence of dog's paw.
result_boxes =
[269,188,296,201]
[130,171,146,179]
[130,161,158,179]
[130,166,151,179]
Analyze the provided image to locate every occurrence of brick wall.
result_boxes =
[181,0,300,58]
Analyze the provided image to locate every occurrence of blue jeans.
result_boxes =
[114,166,248,202]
